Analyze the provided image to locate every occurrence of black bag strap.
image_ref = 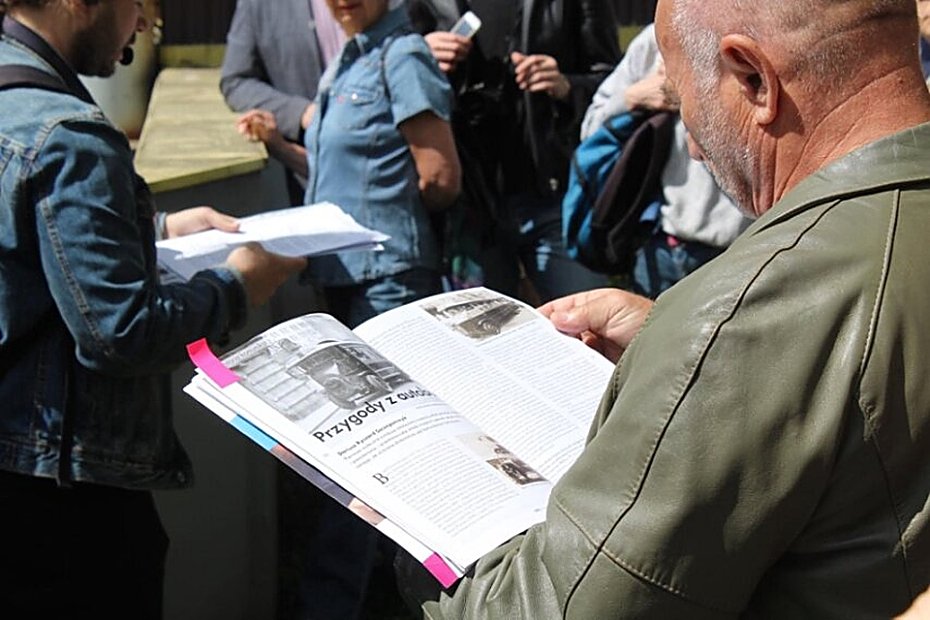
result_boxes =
[0,63,70,94]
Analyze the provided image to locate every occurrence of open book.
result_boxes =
[156,202,388,282]
[184,287,615,586]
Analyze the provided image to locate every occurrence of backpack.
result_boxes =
[562,110,676,274]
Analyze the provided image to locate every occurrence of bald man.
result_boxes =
[410,0,930,617]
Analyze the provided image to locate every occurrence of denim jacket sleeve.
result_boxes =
[30,115,246,376]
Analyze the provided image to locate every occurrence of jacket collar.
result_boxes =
[1,16,95,105]
[749,121,930,234]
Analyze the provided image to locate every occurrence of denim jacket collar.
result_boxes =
[1,16,95,105]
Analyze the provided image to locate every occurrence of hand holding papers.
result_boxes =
[156,202,388,282]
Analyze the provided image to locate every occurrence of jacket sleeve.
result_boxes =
[219,0,312,142]
[421,229,864,618]
[33,118,247,376]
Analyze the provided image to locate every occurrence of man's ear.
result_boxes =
[719,34,779,126]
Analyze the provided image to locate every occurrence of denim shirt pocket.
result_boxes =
[329,83,384,130]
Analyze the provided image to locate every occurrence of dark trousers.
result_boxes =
[0,470,168,620]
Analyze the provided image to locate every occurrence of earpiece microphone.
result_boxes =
[119,46,134,66]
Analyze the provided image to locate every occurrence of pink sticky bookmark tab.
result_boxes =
[186,339,240,388]
[424,553,459,589]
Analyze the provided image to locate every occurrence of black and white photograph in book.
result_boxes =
[288,341,412,411]
[419,288,536,340]
[459,433,546,487]
[228,331,413,431]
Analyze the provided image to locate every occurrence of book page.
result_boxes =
[188,313,552,568]
[353,288,616,484]
[182,379,465,582]
[156,202,388,281]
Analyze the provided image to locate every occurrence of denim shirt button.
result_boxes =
[176,471,188,484]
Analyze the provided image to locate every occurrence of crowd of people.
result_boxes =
[2,0,930,618]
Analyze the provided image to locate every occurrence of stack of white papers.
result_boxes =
[156,202,388,282]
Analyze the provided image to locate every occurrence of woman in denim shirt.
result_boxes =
[303,0,460,329]
[242,2,460,617]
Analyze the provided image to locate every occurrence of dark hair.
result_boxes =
[1,0,55,14]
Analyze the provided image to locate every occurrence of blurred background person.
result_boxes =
[581,23,751,298]
[302,0,460,327]
[220,0,343,205]
[918,0,930,83]
[408,0,622,303]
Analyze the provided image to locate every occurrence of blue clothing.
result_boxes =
[631,232,725,299]
[298,10,452,620]
[0,20,247,489]
[482,194,609,303]
[324,267,443,328]
[921,38,930,80]
[304,7,450,288]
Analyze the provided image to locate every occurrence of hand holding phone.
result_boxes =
[450,11,482,40]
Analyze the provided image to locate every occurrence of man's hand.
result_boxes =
[224,243,307,307]
[165,206,239,238]
[237,108,310,177]
[624,61,679,112]
[539,288,654,363]
[511,51,571,101]
[236,109,283,147]
[424,32,472,73]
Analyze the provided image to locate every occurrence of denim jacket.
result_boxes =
[0,23,247,489]
[304,7,450,286]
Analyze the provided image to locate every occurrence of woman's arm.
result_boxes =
[398,110,461,211]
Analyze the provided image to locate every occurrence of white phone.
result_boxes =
[450,11,482,40]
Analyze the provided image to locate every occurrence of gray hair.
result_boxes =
[670,0,916,96]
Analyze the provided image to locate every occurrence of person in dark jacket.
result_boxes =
[408,0,621,301]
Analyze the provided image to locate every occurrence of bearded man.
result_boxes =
[0,1,306,617]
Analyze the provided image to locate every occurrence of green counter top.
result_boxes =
[133,67,267,194]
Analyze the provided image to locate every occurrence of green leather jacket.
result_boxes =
[425,123,930,618]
